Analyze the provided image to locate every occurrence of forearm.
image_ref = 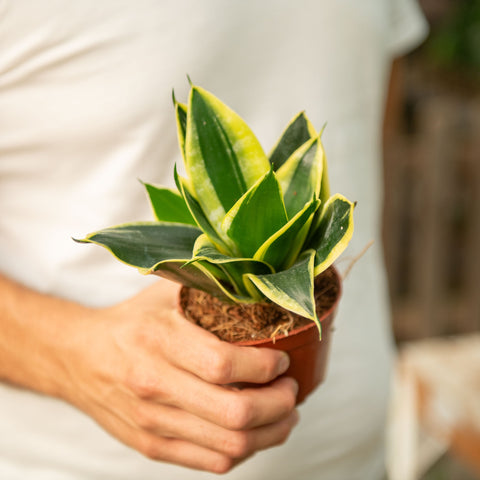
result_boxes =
[0,275,298,472]
[0,273,93,399]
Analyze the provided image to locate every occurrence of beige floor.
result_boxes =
[387,334,480,480]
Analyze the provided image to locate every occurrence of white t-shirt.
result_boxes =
[0,1,427,479]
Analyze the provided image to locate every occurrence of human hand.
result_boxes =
[61,279,299,473]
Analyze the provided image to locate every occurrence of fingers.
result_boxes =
[125,280,298,428]
[98,389,299,474]
[97,406,235,474]
[131,279,292,386]
[137,435,236,474]
[153,306,290,385]
[106,365,299,473]
[102,279,301,472]
[128,359,298,430]
[181,376,298,430]
[138,402,300,459]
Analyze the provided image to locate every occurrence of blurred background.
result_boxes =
[383,1,479,479]
[384,0,479,342]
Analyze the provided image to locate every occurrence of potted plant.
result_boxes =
[77,83,354,403]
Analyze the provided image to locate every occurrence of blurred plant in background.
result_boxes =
[425,0,480,78]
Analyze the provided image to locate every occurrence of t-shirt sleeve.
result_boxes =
[387,0,429,57]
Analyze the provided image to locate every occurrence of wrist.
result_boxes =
[0,274,96,400]
[37,301,97,402]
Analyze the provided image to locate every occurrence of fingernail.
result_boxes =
[292,409,300,426]
[291,378,299,397]
[277,353,290,376]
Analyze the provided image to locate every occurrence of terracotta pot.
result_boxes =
[180,266,341,405]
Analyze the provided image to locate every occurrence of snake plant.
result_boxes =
[77,84,354,335]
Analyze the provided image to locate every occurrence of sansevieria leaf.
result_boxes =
[174,166,232,255]
[152,260,241,303]
[75,222,200,271]
[307,153,331,243]
[185,86,270,230]
[76,222,242,302]
[276,136,324,219]
[307,194,355,275]
[222,169,288,258]
[246,249,320,334]
[173,92,188,159]
[269,111,317,171]
[187,234,273,299]
[254,197,320,271]
[319,152,330,205]
[78,82,355,339]
[143,182,196,226]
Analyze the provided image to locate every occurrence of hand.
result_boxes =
[61,279,299,473]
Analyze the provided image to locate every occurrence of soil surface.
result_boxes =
[180,267,339,343]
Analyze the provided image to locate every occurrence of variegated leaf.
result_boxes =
[269,111,317,170]
[185,86,270,230]
[254,198,320,270]
[75,222,200,271]
[188,234,273,299]
[173,93,188,159]
[319,152,330,205]
[276,136,324,219]
[307,194,355,275]
[222,169,288,258]
[246,249,320,335]
[153,260,248,303]
[75,222,245,302]
[174,166,232,254]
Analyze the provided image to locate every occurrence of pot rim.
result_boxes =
[233,265,341,347]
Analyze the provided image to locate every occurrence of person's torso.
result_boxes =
[0,1,425,478]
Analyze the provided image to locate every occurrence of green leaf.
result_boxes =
[269,111,317,170]
[75,222,201,271]
[173,93,188,159]
[153,260,249,304]
[143,182,196,225]
[188,234,274,298]
[174,166,232,254]
[222,169,288,258]
[191,234,274,274]
[254,198,320,270]
[307,194,355,275]
[185,86,269,230]
[175,103,187,159]
[246,249,320,334]
[76,222,248,303]
[276,136,324,219]
[306,150,331,243]
[319,152,330,205]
